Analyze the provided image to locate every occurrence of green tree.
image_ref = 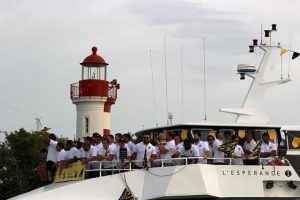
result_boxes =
[0,128,51,200]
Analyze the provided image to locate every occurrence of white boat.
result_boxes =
[10,25,300,199]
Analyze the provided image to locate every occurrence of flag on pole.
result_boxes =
[280,48,288,56]
[292,52,300,60]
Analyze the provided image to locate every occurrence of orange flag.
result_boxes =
[280,48,288,56]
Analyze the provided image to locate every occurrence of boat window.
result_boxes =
[85,117,89,136]
[285,130,300,150]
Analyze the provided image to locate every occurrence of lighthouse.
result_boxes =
[70,47,120,139]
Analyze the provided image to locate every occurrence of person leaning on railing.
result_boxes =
[98,137,116,176]
[206,135,215,164]
[56,142,67,175]
[78,137,97,178]
[242,131,258,165]
[179,139,199,164]
[231,135,244,165]
[115,138,131,170]
[213,131,225,165]
[158,132,176,167]
[131,132,157,169]
[260,132,277,164]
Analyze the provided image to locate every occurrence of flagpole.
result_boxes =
[288,36,292,78]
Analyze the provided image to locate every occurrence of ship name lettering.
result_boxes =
[221,170,281,176]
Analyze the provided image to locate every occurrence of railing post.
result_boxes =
[99,161,102,177]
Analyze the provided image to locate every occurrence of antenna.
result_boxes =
[35,117,43,131]
[180,44,184,123]
[149,49,158,127]
[260,24,263,45]
[203,38,208,121]
[164,36,169,124]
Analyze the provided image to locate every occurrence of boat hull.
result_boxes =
[10,164,300,200]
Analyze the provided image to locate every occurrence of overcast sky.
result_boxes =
[1,0,300,140]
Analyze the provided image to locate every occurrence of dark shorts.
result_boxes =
[46,160,56,171]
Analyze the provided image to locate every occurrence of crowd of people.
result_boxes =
[37,130,278,184]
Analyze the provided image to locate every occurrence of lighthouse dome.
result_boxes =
[80,47,108,66]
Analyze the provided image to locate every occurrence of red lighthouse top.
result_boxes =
[80,47,108,66]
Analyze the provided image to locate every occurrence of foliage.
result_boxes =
[0,128,54,200]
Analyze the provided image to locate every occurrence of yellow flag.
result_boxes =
[268,129,276,140]
[181,129,188,140]
[238,130,245,139]
[209,130,216,137]
[292,137,300,149]
[280,48,288,56]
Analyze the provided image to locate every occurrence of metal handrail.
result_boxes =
[85,157,291,177]
[83,156,291,178]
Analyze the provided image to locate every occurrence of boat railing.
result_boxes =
[84,156,291,177]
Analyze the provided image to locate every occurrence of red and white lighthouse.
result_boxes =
[70,47,119,139]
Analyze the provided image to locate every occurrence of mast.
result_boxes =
[220,24,292,124]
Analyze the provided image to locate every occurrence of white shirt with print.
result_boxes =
[133,142,156,168]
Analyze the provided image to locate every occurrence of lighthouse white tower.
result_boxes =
[70,47,120,139]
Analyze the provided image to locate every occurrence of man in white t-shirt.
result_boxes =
[78,137,97,178]
[172,135,183,165]
[115,138,131,170]
[132,132,157,169]
[158,132,176,166]
[180,139,199,164]
[38,133,58,183]
[98,138,116,176]
[193,131,210,164]
[78,137,97,163]
[65,140,78,164]
[243,131,258,165]
[231,135,244,165]
[213,131,225,164]
[56,142,66,173]
[108,134,117,149]
[123,133,135,157]
[260,132,277,164]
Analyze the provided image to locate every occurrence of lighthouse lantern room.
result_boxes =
[70,47,119,139]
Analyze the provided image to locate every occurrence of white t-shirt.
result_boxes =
[68,147,78,159]
[127,141,136,156]
[261,142,277,153]
[57,149,66,162]
[180,145,199,164]
[173,142,183,165]
[95,143,103,154]
[78,145,97,159]
[243,139,257,159]
[133,142,156,167]
[98,145,116,168]
[232,145,244,165]
[261,142,277,163]
[47,139,58,162]
[180,145,199,157]
[159,140,176,164]
[194,140,210,164]
[213,139,225,163]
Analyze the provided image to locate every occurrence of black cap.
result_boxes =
[49,133,57,141]
[92,132,102,139]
